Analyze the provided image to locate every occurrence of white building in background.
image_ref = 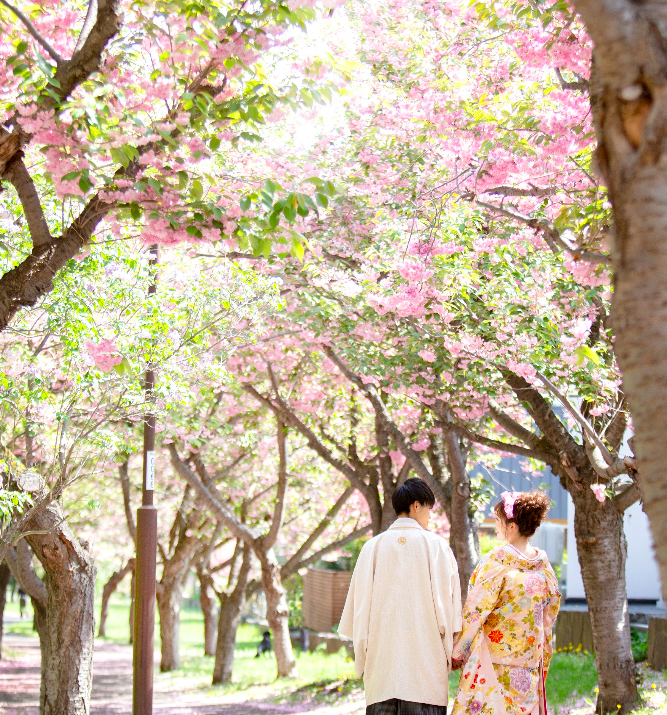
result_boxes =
[565,495,663,605]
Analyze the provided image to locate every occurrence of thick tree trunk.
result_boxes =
[98,558,135,637]
[573,490,638,712]
[567,0,667,624]
[156,577,185,672]
[0,562,10,659]
[198,568,218,656]
[257,549,296,678]
[212,589,246,683]
[25,504,97,715]
[443,430,479,600]
[212,546,252,683]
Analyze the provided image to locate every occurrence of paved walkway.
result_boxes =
[0,631,365,715]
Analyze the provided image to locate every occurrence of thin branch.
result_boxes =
[168,443,257,545]
[613,481,642,513]
[476,199,610,265]
[483,185,558,197]
[281,487,354,575]
[0,0,63,63]
[534,370,614,465]
[322,346,450,507]
[283,524,372,577]
[261,417,288,550]
[555,67,589,93]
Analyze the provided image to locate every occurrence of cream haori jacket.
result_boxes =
[339,518,462,707]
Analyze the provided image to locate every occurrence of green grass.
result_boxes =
[546,652,598,707]
[3,598,37,636]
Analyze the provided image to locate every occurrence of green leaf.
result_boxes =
[240,196,251,212]
[111,147,130,169]
[210,136,220,151]
[575,346,601,367]
[191,179,203,201]
[291,238,304,263]
[130,203,142,220]
[78,175,93,193]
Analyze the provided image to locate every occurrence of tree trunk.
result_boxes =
[212,590,245,683]
[25,504,96,715]
[129,566,135,644]
[257,549,296,678]
[156,577,185,672]
[212,546,252,683]
[443,429,479,600]
[98,558,135,637]
[567,0,667,624]
[573,490,638,712]
[32,597,48,710]
[0,562,10,659]
[198,568,218,656]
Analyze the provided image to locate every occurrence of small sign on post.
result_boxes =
[144,451,155,491]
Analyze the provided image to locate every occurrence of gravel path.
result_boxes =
[0,632,365,715]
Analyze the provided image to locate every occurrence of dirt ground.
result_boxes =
[0,632,366,715]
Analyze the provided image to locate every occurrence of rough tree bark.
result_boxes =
[0,562,10,659]
[198,567,218,657]
[442,428,479,600]
[98,558,135,637]
[156,531,199,672]
[16,502,96,715]
[5,540,48,701]
[212,544,253,683]
[566,0,667,619]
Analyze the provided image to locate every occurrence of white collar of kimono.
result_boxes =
[389,517,425,530]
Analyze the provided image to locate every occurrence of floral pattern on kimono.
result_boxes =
[451,544,561,715]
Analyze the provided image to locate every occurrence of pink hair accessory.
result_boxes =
[500,491,521,519]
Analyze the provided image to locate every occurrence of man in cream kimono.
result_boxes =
[339,478,462,715]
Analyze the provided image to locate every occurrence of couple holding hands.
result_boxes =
[339,479,561,715]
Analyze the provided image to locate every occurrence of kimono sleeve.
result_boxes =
[452,552,507,661]
[338,539,376,677]
[542,564,562,674]
[429,539,462,637]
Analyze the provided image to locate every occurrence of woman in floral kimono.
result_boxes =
[451,490,561,715]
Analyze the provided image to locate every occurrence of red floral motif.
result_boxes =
[488,630,504,643]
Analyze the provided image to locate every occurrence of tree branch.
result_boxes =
[321,346,450,507]
[281,487,354,575]
[0,0,63,63]
[613,481,642,513]
[242,382,368,495]
[555,67,589,93]
[261,417,288,550]
[476,199,610,265]
[4,155,52,248]
[118,459,136,545]
[283,524,372,577]
[168,443,257,545]
[534,370,615,465]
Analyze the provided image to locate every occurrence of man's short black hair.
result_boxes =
[391,477,436,515]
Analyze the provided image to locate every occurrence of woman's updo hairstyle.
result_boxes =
[494,490,551,537]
